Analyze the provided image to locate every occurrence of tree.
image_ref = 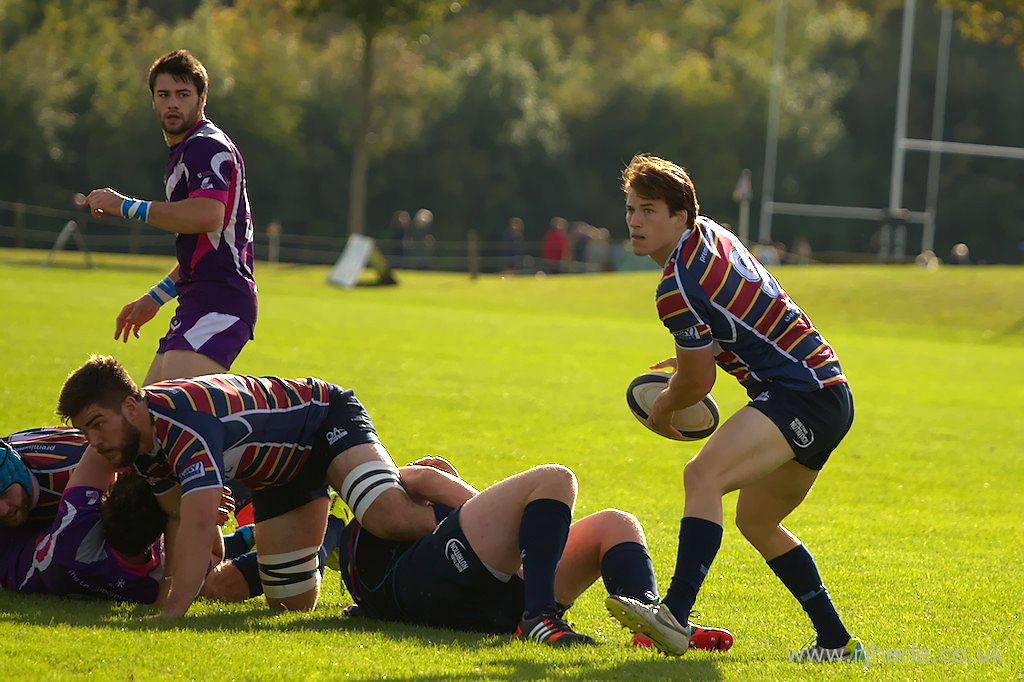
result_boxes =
[943,0,1024,67]
[291,0,464,235]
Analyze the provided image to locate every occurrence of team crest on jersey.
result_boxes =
[789,418,814,448]
[179,461,205,484]
[445,539,469,573]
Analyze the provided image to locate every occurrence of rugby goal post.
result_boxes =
[327,234,397,288]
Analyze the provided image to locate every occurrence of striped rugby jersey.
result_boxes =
[656,216,846,391]
[3,426,88,525]
[136,375,333,497]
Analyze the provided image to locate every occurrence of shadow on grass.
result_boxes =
[0,592,725,680]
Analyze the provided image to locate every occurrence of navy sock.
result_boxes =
[767,544,851,648]
[601,541,660,605]
[323,513,346,558]
[662,517,723,621]
[223,524,255,560]
[230,551,263,598]
[519,498,572,619]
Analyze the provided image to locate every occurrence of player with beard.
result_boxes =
[57,355,437,619]
[83,50,257,385]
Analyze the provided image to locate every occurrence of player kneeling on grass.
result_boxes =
[306,458,730,651]
[57,354,437,618]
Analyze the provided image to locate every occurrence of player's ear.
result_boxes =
[122,395,140,418]
[674,210,688,229]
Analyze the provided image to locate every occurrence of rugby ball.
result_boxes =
[626,372,719,441]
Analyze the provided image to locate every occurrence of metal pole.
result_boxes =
[888,0,917,216]
[922,6,952,255]
[758,0,788,244]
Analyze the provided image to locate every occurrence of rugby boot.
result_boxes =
[514,612,597,647]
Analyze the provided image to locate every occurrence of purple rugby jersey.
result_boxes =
[0,487,162,603]
[165,119,257,326]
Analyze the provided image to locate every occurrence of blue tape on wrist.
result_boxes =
[121,198,151,222]
[147,275,177,305]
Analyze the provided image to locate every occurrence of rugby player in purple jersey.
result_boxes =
[605,155,863,663]
[83,50,257,386]
[1,438,253,604]
[0,440,165,602]
[57,355,437,619]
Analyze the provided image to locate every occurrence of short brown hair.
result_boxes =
[622,154,700,230]
[148,49,209,104]
[57,355,143,423]
[102,470,166,555]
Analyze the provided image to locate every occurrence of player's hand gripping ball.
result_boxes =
[626,372,719,441]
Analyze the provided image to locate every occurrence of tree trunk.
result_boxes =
[347,25,375,235]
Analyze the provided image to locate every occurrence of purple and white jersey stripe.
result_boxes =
[0,487,163,603]
[165,119,257,326]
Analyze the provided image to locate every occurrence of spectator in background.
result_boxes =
[753,241,783,267]
[390,210,411,265]
[501,217,526,275]
[585,227,613,272]
[571,222,593,272]
[948,242,970,265]
[791,237,813,265]
[541,217,569,273]
[413,209,434,270]
[915,250,939,270]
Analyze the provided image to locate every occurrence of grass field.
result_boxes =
[0,248,1021,680]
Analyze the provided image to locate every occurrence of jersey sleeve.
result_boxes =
[151,411,226,497]
[182,136,234,206]
[656,269,713,349]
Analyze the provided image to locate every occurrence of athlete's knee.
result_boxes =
[258,546,321,610]
[529,464,577,501]
[591,508,645,543]
[683,457,720,494]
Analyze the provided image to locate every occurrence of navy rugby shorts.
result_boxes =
[251,385,380,523]
[393,508,525,634]
[744,381,854,471]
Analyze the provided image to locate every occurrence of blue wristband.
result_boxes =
[147,276,177,306]
[121,198,151,222]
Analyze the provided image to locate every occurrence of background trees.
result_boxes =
[1,0,1021,262]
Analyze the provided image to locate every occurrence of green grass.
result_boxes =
[1,248,1022,680]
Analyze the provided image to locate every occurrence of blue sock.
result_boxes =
[323,513,345,557]
[223,524,255,560]
[662,517,723,621]
[767,544,851,648]
[519,498,572,619]
[601,541,660,605]
[231,551,263,598]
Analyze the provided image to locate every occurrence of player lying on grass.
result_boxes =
[197,458,731,649]
[57,354,438,618]
[613,153,861,662]
[0,439,233,602]
[1,426,91,528]
[332,458,732,650]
